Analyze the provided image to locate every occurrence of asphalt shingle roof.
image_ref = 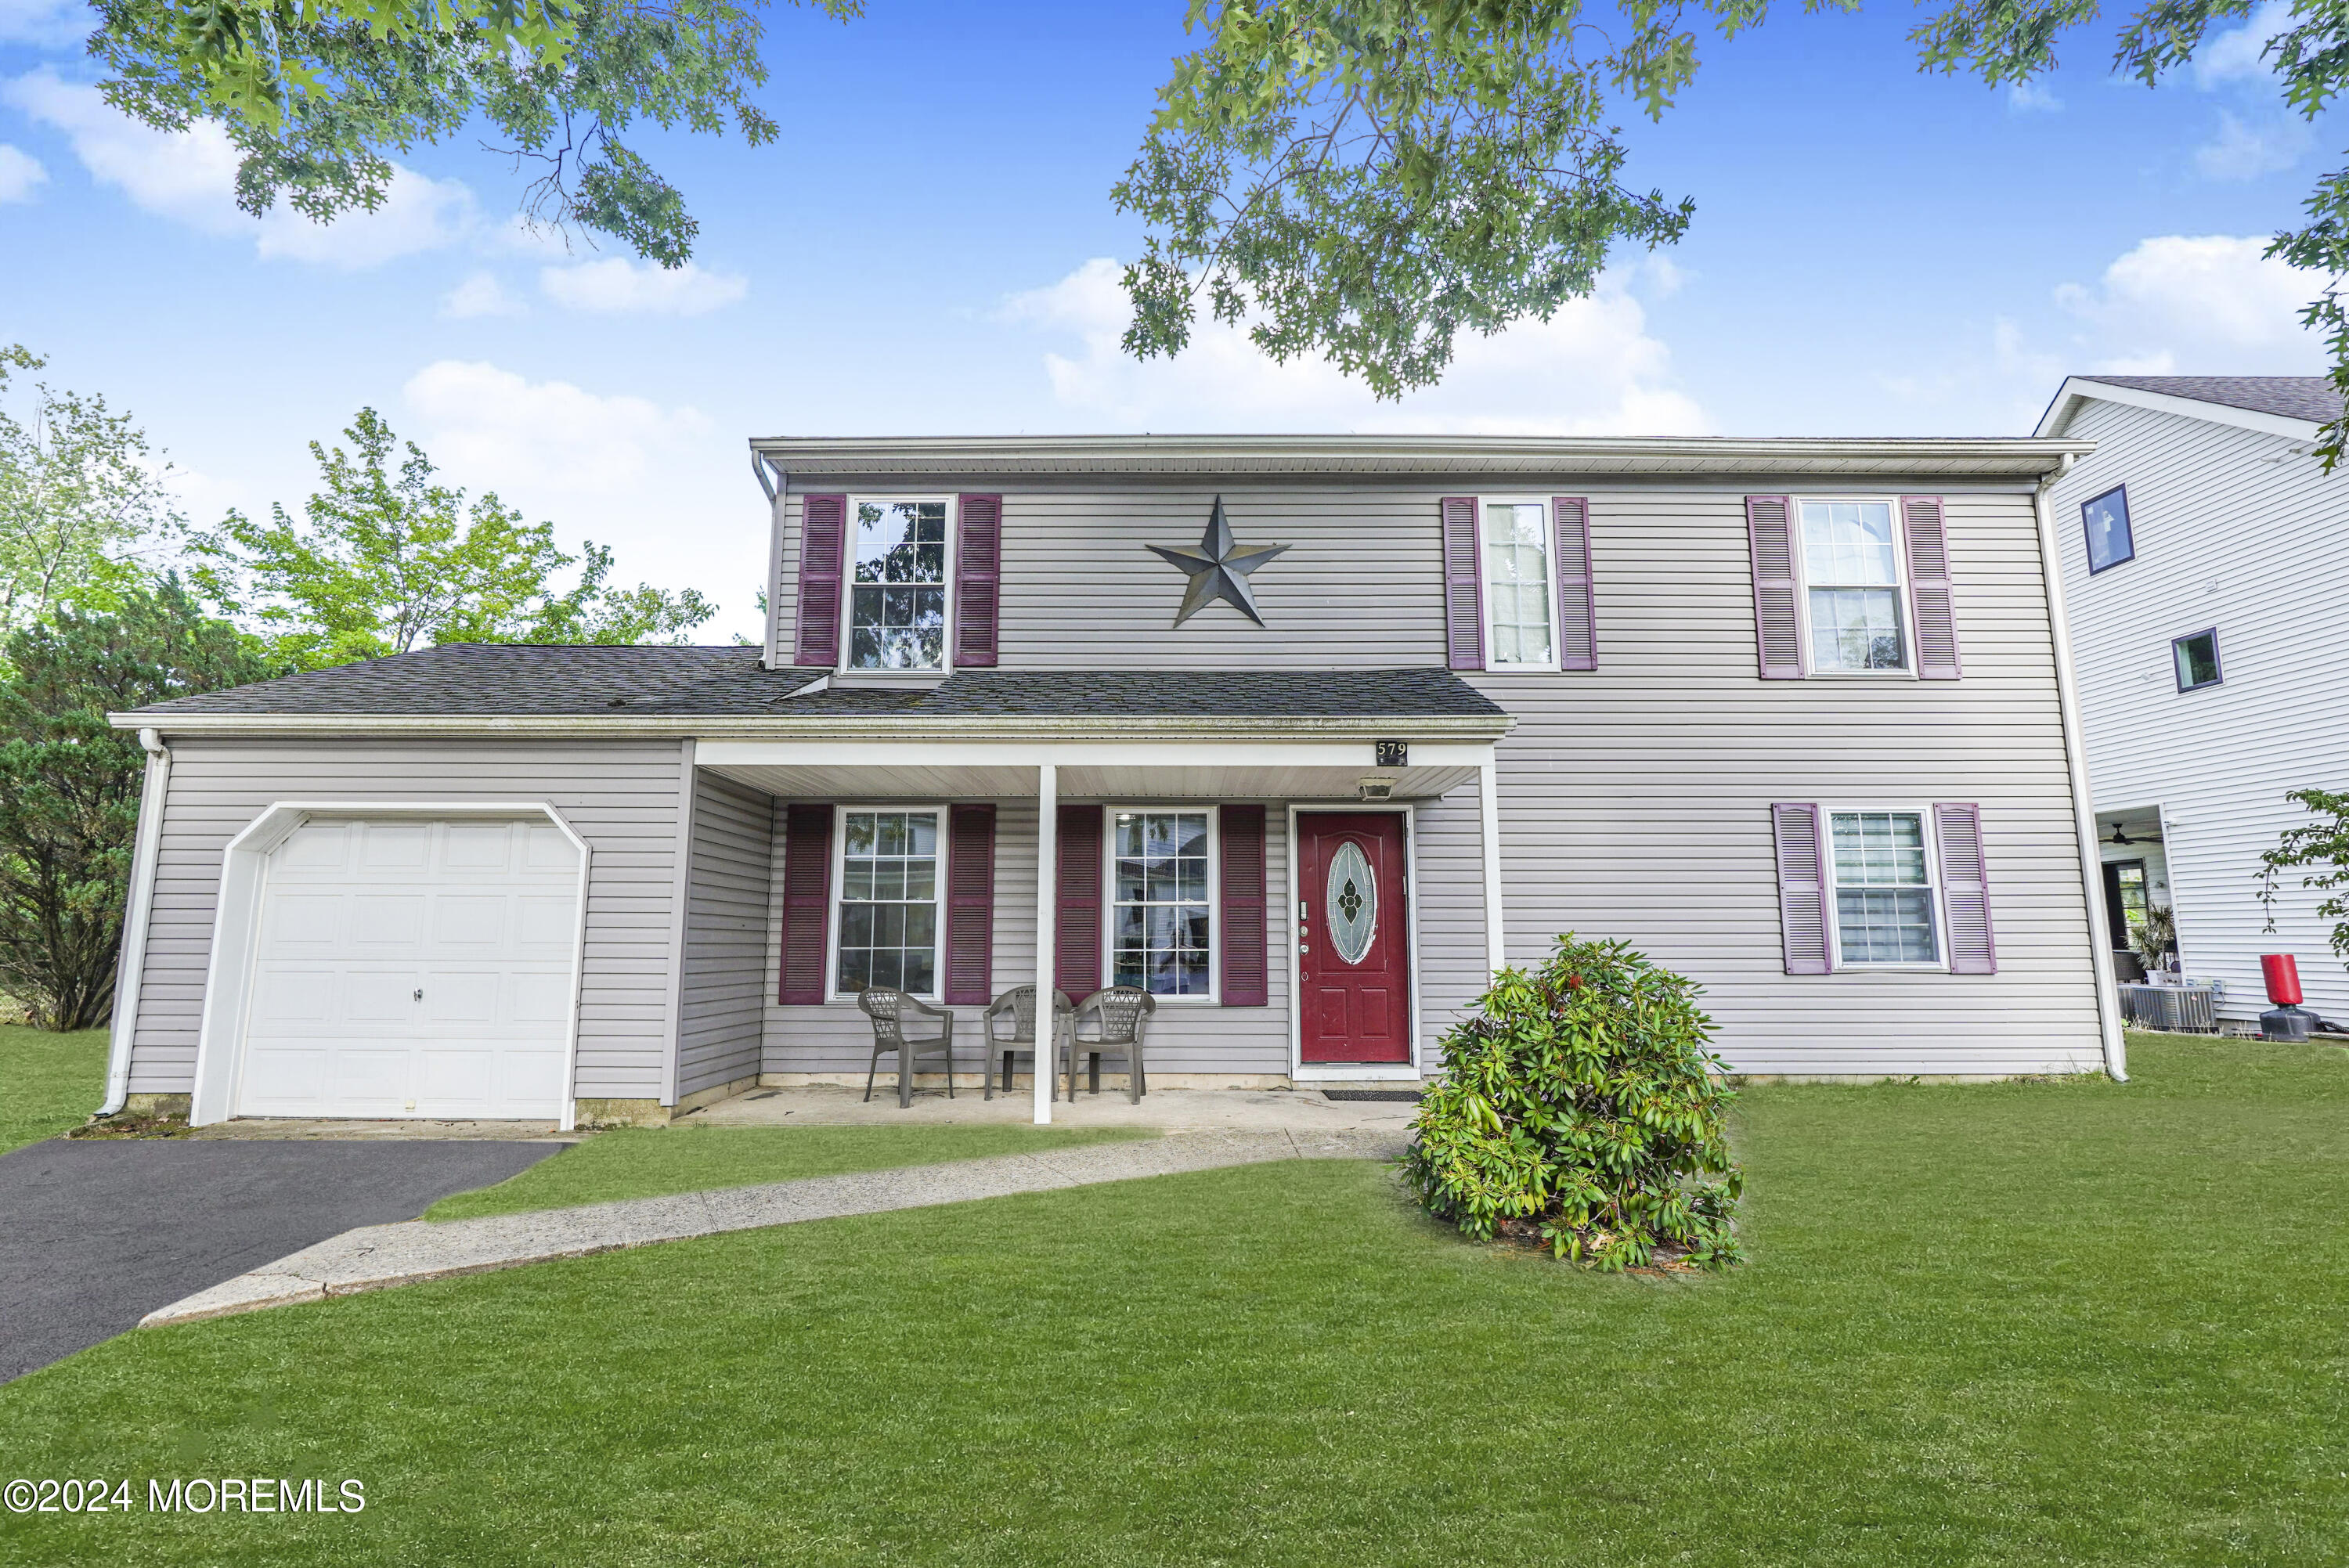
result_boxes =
[127,644,1506,721]
[2078,375,2344,424]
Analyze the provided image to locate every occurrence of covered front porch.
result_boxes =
[677,671,1514,1124]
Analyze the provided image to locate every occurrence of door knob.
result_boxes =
[413,989,424,1001]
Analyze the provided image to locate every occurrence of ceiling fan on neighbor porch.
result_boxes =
[2104,825,2165,846]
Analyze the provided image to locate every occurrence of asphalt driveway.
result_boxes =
[0,1137,562,1383]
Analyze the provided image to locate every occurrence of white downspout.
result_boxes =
[1034,762,1057,1125]
[99,726,171,1116]
[2033,460,2127,1081]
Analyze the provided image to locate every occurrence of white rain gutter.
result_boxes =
[2033,457,2127,1081]
[103,710,1515,743]
[99,726,171,1116]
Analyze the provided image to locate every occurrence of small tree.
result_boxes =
[0,344,185,636]
[2259,787,2349,972]
[187,408,713,670]
[1403,934,1741,1270]
[0,581,280,1029]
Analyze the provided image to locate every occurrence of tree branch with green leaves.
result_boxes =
[91,0,861,265]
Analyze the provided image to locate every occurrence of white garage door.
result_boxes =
[236,816,582,1119]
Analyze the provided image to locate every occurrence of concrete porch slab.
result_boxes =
[683,1083,1423,1133]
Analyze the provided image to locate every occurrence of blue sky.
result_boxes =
[0,0,2333,640]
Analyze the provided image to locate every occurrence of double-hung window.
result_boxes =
[1110,809,1214,997]
[848,499,949,669]
[1828,810,1941,965]
[835,809,940,994]
[1481,500,1557,669]
[1799,500,1908,673]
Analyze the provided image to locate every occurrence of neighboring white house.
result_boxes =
[2038,376,2349,1025]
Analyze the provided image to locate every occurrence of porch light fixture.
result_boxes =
[1146,495,1293,626]
[1357,777,1397,802]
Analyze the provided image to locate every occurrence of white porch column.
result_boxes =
[1034,762,1057,1124]
[1479,760,1506,979]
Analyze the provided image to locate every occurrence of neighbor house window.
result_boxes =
[2173,628,2222,692]
[837,809,940,994]
[848,499,948,669]
[2082,485,2134,574]
[1481,500,1557,669]
[1828,811,1940,964]
[1799,500,1908,672]
[1110,809,1213,997]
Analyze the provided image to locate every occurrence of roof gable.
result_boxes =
[2037,375,2336,441]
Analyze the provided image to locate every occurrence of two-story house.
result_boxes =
[2038,377,2349,1026]
[97,434,2121,1130]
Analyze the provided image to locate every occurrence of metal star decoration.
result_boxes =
[1146,496,1293,627]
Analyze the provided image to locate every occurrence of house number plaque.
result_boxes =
[1374,740,1408,769]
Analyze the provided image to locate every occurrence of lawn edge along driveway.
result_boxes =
[146,1127,1407,1328]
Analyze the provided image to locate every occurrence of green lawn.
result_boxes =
[427,1123,1152,1220]
[0,1022,107,1155]
[5,1033,2347,1566]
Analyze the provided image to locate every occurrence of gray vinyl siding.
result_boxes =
[2049,397,2349,1021]
[124,739,691,1101]
[772,473,2104,1077]
[762,799,1307,1077]
[678,769,774,1098]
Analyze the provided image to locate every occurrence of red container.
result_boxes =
[2262,953,2304,1007]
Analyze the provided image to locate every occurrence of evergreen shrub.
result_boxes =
[1402,935,1742,1269]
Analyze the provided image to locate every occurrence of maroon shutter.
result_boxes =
[1747,496,1804,679]
[944,804,997,1004]
[794,493,848,667]
[778,804,834,1004]
[1771,802,1833,975]
[1551,496,1597,671]
[1054,802,1103,998]
[1441,496,1484,671]
[1934,802,1997,974]
[1902,496,1961,680]
[954,493,1002,668]
[1218,805,1268,1006]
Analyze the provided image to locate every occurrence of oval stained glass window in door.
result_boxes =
[1326,842,1377,965]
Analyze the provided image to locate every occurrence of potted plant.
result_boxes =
[2131,905,2178,982]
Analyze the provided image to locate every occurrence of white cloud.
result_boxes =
[539,258,749,315]
[2,68,474,266]
[2196,0,2293,87]
[2007,80,2063,114]
[438,271,525,319]
[2193,109,2311,179]
[398,360,760,639]
[401,360,716,499]
[0,0,88,46]
[0,142,44,203]
[996,257,1706,435]
[2053,233,2324,372]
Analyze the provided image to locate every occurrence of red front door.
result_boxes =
[1297,812,1413,1064]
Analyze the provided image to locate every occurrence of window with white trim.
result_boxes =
[836,809,940,993]
[1828,810,1940,964]
[848,499,950,669]
[1481,499,1557,669]
[1110,809,1214,997]
[1799,500,1908,673]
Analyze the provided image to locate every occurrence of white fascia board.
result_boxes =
[108,711,1515,743]
[695,738,1496,769]
[749,432,2094,480]
[2036,377,2322,442]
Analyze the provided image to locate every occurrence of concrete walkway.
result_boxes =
[141,1127,1407,1330]
[690,1083,1423,1133]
